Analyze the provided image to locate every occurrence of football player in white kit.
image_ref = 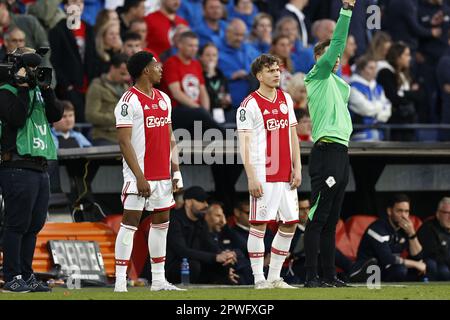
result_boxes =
[237,54,302,289]
[113,51,184,292]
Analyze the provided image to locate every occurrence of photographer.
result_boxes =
[0,47,62,293]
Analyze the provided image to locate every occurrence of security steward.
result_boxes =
[0,47,63,293]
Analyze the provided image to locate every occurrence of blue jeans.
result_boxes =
[0,167,49,282]
[425,258,450,281]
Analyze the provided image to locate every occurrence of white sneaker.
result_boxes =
[150,280,186,291]
[270,278,297,289]
[114,278,127,292]
[254,280,273,290]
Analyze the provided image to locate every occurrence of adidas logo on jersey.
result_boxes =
[144,105,151,110]
[263,109,270,115]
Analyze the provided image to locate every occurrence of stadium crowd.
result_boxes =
[0,0,448,144]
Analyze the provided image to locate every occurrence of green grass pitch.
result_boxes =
[0,283,449,300]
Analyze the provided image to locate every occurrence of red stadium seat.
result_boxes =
[409,215,423,231]
[34,222,117,277]
[345,215,378,258]
[335,219,356,260]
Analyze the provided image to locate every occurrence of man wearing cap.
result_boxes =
[0,48,62,293]
[113,51,184,292]
[166,186,238,284]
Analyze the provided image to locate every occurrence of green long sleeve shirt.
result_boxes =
[305,8,353,146]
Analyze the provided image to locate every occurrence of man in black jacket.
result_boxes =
[48,0,97,122]
[350,194,426,282]
[0,49,63,293]
[418,197,450,281]
[166,186,237,284]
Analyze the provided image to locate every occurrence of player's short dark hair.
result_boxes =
[355,54,376,73]
[388,193,411,208]
[110,53,129,68]
[179,31,199,43]
[251,54,281,77]
[314,39,331,59]
[123,31,142,43]
[127,51,155,80]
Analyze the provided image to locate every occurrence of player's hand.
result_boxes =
[342,0,356,6]
[290,169,302,190]
[399,216,415,237]
[172,171,183,193]
[137,176,151,198]
[228,268,240,284]
[248,178,263,198]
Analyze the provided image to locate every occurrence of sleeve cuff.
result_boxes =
[340,8,353,17]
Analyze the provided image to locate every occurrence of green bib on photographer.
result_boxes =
[0,84,57,160]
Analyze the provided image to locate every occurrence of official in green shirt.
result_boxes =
[303,0,355,288]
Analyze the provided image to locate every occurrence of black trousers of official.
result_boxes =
[304,142,349,281]
[0,167,49,282]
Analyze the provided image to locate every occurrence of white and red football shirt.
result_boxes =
[237,89,297,182]
[115,86,172,181]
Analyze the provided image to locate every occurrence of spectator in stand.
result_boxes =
[274,16,315,74]
[278,0,310,48]
[377,42,421,141]
[248,13,273,55]
[0,0,54,84]
[349,55,392,142]
[177,0,203,27]
[416,0,450,123]
[166,187,238,284]
[85,53,130,146]
[199,43,232,117]
[311,19,336,44]
[129,18,161,59]
[52,100,92,149]
[49,0,97,123]
[0,27,25,61]
[341,35,357,83]
[162,31,222,134]
[350,194,426,283]
[122,31,143,57]
[227,0,258,31]
[145,0,188,57]
[81,0,103,26]
[367,31,392,73]
[418,197,450,281]
[94,8,120,35]
[385,0,442,55]
[94,21,123,77]
[286,72,307,109]
[117,0,146,38]
[27,0,66,31]
[159,23,190,62]
[217,18,259,110]
[199,42,241,215]
[270,35,294,91]
[294,108,312,142]
[194,0,227,48]
[437,30,450,141]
